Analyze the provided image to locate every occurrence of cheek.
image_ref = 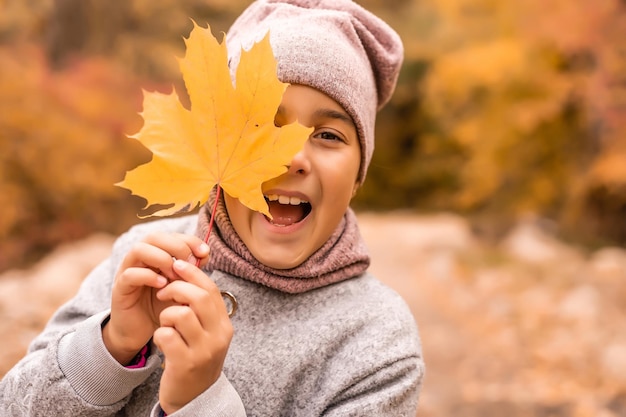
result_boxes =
[319,145,360,181]
[224,195,250,233]
[337,150,361,194]
[322,153,360,206]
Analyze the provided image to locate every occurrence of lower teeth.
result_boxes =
[269,221,287,227]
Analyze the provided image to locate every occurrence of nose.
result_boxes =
[286,144,310,175]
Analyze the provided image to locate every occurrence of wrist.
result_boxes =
[101,319,147,365]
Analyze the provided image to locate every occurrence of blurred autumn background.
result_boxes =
[1,0,626,416]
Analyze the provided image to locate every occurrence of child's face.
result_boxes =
[224,84,361,269]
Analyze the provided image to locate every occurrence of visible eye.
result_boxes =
[314,130,344,143]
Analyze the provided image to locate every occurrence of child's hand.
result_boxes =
[102,232,210,365]
[153,258,234,414]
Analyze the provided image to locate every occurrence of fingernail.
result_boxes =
[199,243,210,254]
[173,259,187,271]
[156,275,168,286]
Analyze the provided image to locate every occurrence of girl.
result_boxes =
[0,1,424,415]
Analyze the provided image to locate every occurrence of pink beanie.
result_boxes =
[225,0,404,183]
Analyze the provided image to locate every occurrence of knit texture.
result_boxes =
[201,191,370,293]
[226,0,404,182]
[0,215,424,416]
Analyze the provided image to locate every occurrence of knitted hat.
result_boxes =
[225,0,404,183]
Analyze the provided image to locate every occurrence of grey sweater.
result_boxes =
[0,215,424,416]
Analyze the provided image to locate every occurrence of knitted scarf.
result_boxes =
[197,191,370,294]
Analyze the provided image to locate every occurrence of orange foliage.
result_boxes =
[412,0,626,243]
[0,43,151,271]
[2,0,626,272]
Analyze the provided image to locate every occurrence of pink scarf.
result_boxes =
[197,191,370,293]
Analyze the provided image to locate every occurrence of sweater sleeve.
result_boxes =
[0,220,174,415]
[0,215,244,416]
[314,278,426,417]
[149,373,247,417]
[323,354,424,416]
[0,254,162,416]
[57,311,162,406]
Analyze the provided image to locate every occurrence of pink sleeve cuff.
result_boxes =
[125,344,150,369]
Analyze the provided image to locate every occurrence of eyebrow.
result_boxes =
[312,108,354,127]
[276,106,355,127]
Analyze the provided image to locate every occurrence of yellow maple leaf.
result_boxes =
[117,21,311,218]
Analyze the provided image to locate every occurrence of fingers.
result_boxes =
[153,307,231,368]
[152,259,232,414]
[140,232,209,264]
[153,325,188,366]
[156,260,230,328]
[155,260,233,345]
[154,300,232,369]
[115,266,168,297]
[157,305,205,347]
[120,233,210,281]
[153,284,233,372]
[168,259,217,293]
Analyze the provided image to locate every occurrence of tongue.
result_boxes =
[267,201,305,226]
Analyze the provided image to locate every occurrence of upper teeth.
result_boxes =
[266,194,308,205]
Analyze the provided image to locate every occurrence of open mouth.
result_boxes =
[264,194,312,227]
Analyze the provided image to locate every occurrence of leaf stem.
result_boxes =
[196,185,221,267]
